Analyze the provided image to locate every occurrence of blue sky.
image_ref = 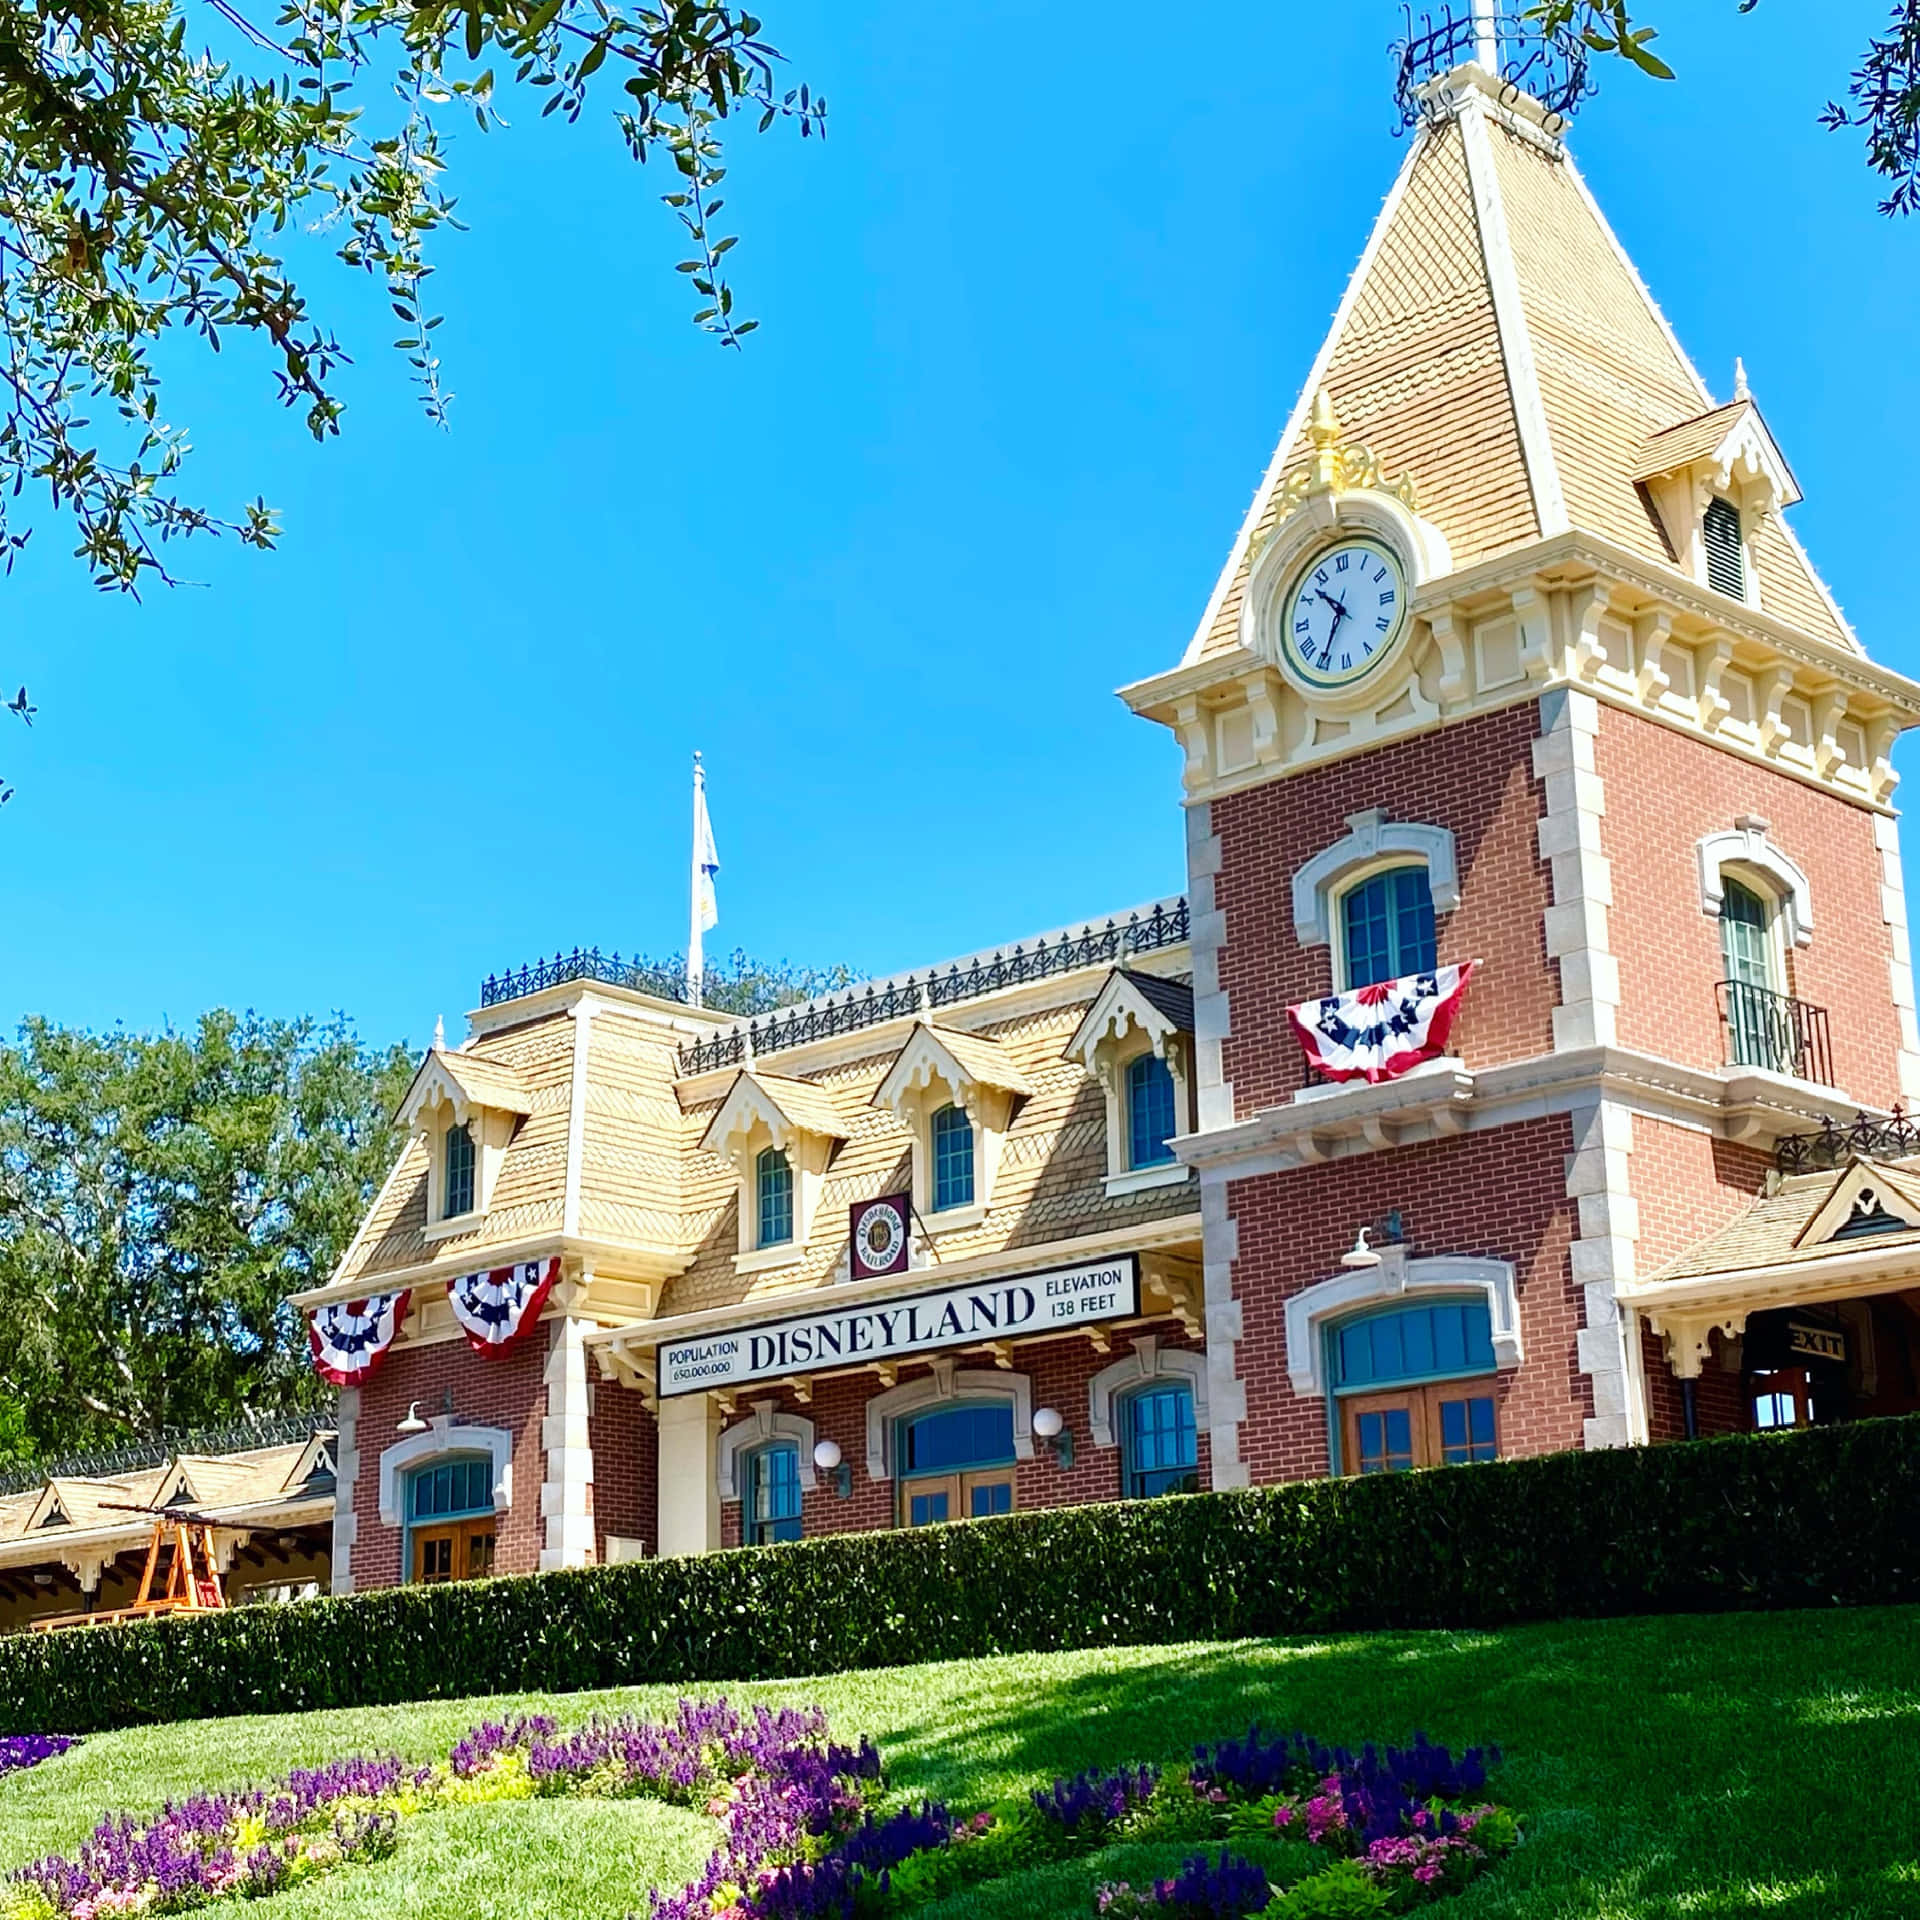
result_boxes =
[3,2,1916,1051]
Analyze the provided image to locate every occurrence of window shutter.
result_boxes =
[1703,497,1745,599]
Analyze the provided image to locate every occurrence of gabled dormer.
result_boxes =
[1065,970,1197,1193]
[1633,387,1801,612]
[700,1069,851,1273]
[873,1025,1032,1231]
[1795,1157,1920,1248]
[396,1044,534,1235]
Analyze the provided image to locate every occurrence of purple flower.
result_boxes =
[0,1734,76,1778]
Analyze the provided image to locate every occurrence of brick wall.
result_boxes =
[348,1333,549,1590]
[713,1321,1209,1546]
[1597,704,1902,1106]
[1224,1115,1584,1481]
[1626,1117,1775,1442]
[1211,704,1554,1118]
[590,1380,657,1561]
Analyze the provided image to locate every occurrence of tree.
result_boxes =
[0,1,821,593]
[1531,3,1920,215]
[0,1009,413,1453]
[0,952,849,1459]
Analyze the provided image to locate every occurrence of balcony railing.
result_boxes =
[1716,978,1834,1088]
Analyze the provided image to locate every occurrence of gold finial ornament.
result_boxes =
[1274,388,1419,520]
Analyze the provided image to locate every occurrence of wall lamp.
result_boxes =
[396,1387,457,1436]
[812,1438,853,1499]
[1032,1406,1075,1470]
[1340,1210,1408,1270]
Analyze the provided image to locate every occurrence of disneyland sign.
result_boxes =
[657,1254,1140,1398]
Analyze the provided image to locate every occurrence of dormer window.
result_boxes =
[1702,496,1745,600]
[1066,970,1195,1196]
[444,1122,476,1220]
[932,1104,976,1211]
[756,1146,794,1248]
[395,1041,534,1237]
[1126,1053,1177,1170]
[873,1024,1030,1231]
[701,1070,849,1273]
[1631,395,1797,612]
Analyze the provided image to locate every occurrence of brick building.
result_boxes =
[292,30,1920,1594]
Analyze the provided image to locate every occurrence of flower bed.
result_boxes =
[0,1737,74,1783]
[4,1704,1516,1919]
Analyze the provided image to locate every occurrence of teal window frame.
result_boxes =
[1121,1382,1199,1498]
[1340,865,1437,991]
[443,1121,476,1218]
[1126,1052,1178,1170]
[895,1400,1016,1480]
[402,1454,494,1584]
[742,1441,803,1545]
[755,1145,794,1248]
[931,1103,975,1211]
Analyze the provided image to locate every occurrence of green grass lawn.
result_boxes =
[3,1607,1918,1918]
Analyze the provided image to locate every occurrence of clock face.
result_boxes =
[1281,539,1409,688]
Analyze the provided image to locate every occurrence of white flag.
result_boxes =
[693,764,719,935]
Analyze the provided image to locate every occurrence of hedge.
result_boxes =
[4,1413,1919,1736]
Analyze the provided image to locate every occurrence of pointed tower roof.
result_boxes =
[1183,68,1855,666]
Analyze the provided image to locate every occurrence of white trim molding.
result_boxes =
[1696,820,1813,948]
[715,1399,818,1503]
[1087,1335,1210,1449]
[377,1419,514,1529]
[1283,1250,1521,1397]
[1536,686,1620,1051]
[863,1359,1033,1482]
[331,1386,360,1596]
[1292,809,1461,947]
[1874,813,1920,1102]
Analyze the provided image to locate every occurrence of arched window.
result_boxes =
[1329,1298,1498,1476]
[1340,866,1437,991]
[407,1455,495,1583]
[755,1146,794,1248]
[1719,874,1783,1071]
[896,1400,1015,1526]
[443,1121,476,1219]
[1125,1052,1177,1170]
[743,1442,802,1546]
[931,1104,975,1212]
[1121,1382,1198,1498]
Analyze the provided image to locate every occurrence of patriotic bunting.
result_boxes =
[447,1257,561,1357]
[1287,961,1477,1087]
[308,1291,412,1387]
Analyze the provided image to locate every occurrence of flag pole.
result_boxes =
[688,751,705,1008]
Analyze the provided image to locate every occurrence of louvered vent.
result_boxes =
[1703,496,1746,599]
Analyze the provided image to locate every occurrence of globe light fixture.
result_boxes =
[1032,1406,1074,1470]
[813,1436,852,1499]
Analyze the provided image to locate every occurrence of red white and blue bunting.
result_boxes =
[308,1291,412,1387]
[447,1257,561,1358]
[1287,961,1478,1087]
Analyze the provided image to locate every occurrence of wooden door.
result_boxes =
[902,1470,1016,1527]
[1342,1380,1498,1473]
[959,1469,1015,1519]
[413,1518,497,1583]
[904,1475,960,1527]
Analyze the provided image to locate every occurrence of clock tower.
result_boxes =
[1122,10,1920,1480]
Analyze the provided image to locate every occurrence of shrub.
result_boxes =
[2,1414,1918,1737]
